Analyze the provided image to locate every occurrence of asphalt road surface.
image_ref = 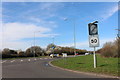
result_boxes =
[2,57,107,78]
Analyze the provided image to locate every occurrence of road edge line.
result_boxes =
[49,60,119,79]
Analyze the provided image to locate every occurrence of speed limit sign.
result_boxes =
[89,35,99,47]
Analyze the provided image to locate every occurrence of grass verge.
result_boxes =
[51,54,118,76]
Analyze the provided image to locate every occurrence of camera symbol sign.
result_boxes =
[89,35,99,47]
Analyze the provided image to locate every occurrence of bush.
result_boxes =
[25,46,44,57]
[99,39,119,58]
[2,48,18,58]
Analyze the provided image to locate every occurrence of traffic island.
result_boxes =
[49,55,119,78]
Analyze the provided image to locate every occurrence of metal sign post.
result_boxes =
[93,47,96,68]
[88,21,99,68]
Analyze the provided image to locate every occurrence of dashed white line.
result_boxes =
[11,60,15,63]
[1,60,7,63]
[34,58,37,60]
[40,58,42,60]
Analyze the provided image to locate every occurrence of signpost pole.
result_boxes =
[34,32,35,58]
[93,47,96,68]
[88,21,99,68]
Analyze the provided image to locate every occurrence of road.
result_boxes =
[1,57,108,78]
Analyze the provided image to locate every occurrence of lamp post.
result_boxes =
[64,18,76,56]
[34,31,41,58]
[51,36,55,57]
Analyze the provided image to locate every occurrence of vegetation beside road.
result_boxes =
[51,54,118,76]
[1,44,88,59]
[97,38,119,58]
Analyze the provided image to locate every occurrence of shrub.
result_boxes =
[99,39,119,58]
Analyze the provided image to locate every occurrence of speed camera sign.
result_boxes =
[89,35,99,47]
[88,23,98,35]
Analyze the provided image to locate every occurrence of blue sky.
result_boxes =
[1,2,118,51]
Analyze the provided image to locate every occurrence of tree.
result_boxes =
[46,44,56,55]
[26,46,44,57]
[18,51,26,57]
[2,48,10,54]
[2,48,18,58]
[46,43,56,51]
[98,39,119,58]
[45,44,88,55]
[2,48,10,58]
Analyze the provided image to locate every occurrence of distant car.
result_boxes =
[62,53,67,57]
[50,54,53,58]
[50,54,59,58]
[75,53,79,55]
[85,53,90,55]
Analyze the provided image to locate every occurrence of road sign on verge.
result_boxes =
[88,23,98,35]
[88,21,99,68]
[89,35,99,47]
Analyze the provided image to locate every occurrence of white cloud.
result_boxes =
[28,17,57,28]
[1,22,58,50]
[101,5,118,20]
[2,22,52,40]
[40,2,64,11]
[59,38,115,50]
[59,42,88,48]
[21,3,64,19]
[2,40,32,51]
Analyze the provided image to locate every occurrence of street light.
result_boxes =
[51,36,55,57]
[33,31,41,58]
[64,18,77,56]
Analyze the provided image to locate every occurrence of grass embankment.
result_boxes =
[51,54,118,76]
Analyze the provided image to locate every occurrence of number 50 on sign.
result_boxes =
[89,35,99,47]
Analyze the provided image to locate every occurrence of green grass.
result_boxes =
[51,54,118,76]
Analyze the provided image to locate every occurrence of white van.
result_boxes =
[85,53,90,55]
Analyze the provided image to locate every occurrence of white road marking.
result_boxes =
[34,58,37,60]
[40,58,42,59]
[11,60,15,63]
[1,60,7,63]
[20,60,23,62]
[0,61,3,63]
[45,64,48,66]
[28,59,30,61]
